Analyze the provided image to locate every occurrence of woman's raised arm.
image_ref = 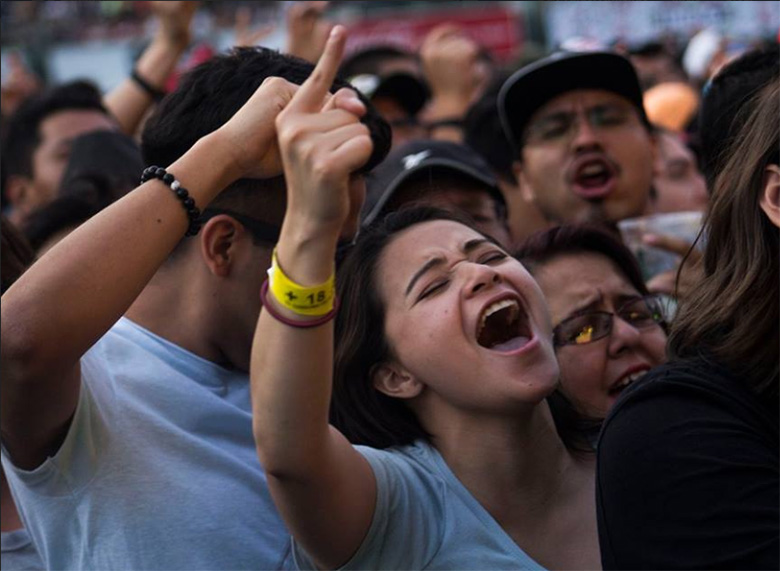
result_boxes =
[250,26,378,570]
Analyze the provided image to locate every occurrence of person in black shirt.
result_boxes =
[596,61,779,569]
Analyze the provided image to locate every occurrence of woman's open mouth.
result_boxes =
[476,297,533,353]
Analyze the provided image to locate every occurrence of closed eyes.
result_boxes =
[417,251,506,301]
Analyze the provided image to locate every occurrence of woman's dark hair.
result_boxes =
[514,224,650,297]
[332,207,469,449]
[699,46,779,188]
[331,206,591,453]
[670,77,779,400]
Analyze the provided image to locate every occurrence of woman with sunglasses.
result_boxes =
[596,73,779,569]
[251,28,600,570]
[516,225,668,425]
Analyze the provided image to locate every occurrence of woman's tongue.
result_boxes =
[490,335,531,353]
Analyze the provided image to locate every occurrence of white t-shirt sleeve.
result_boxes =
[293,444,446,570]
[1,349,114,495]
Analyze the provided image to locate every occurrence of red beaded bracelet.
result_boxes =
[260,279,339,328]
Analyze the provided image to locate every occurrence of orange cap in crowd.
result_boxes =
[643,81,700,132]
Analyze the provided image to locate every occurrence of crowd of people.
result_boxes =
[1,2,778,570]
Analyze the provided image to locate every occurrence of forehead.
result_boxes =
[530,89,636,119]
[378,220,484,288]
[38,109,115,146]
[385,219,484,261]
[534,252,638,312]
[658,131,693,160]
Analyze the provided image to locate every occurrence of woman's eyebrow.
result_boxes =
[405,256,445,297]
[566,292,604,318]
[405,238,492,298]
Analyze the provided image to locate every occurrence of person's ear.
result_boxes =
[4,175,35,216]
[760,164,780,229]
[371,362,424,400]
[650,132,664,176]
[199,215,246,277]
[512,159,536,205]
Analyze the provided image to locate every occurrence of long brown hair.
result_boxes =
[669,78,779,400]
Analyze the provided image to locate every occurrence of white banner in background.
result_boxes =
[545,1,780,47]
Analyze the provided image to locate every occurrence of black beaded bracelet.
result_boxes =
[140,166,202,236]
[130,69,167,103]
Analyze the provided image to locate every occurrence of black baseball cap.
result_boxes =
[499,51,648,152]
[349,72,430,116]
[362,139,505,228]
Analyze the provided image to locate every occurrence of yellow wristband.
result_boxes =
[268,249,335,316]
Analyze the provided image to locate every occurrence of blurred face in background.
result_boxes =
[371,96,427,149]
[650,130,708,213]
[629,52,686,91]
[10,109,116,221]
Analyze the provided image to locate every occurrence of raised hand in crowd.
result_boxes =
[252,26,378,569]
[150,0,200,48]
[286,1,333,64]
[420,24,491,141]
[103,0,199,135]
[233,5,276,48]
[276,38,372,241]
[0,52,41,119]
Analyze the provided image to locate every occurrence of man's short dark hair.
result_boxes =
[141,47,391,234]
[1,80,107,203]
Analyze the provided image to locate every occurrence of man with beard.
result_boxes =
[499,51,655,228]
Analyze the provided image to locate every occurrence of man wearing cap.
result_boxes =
[362,139,511,246]
[341,45,430,149]
[499,51,656,227]
[348,71,429,148]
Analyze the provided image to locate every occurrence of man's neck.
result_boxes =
[125,270,226,367]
